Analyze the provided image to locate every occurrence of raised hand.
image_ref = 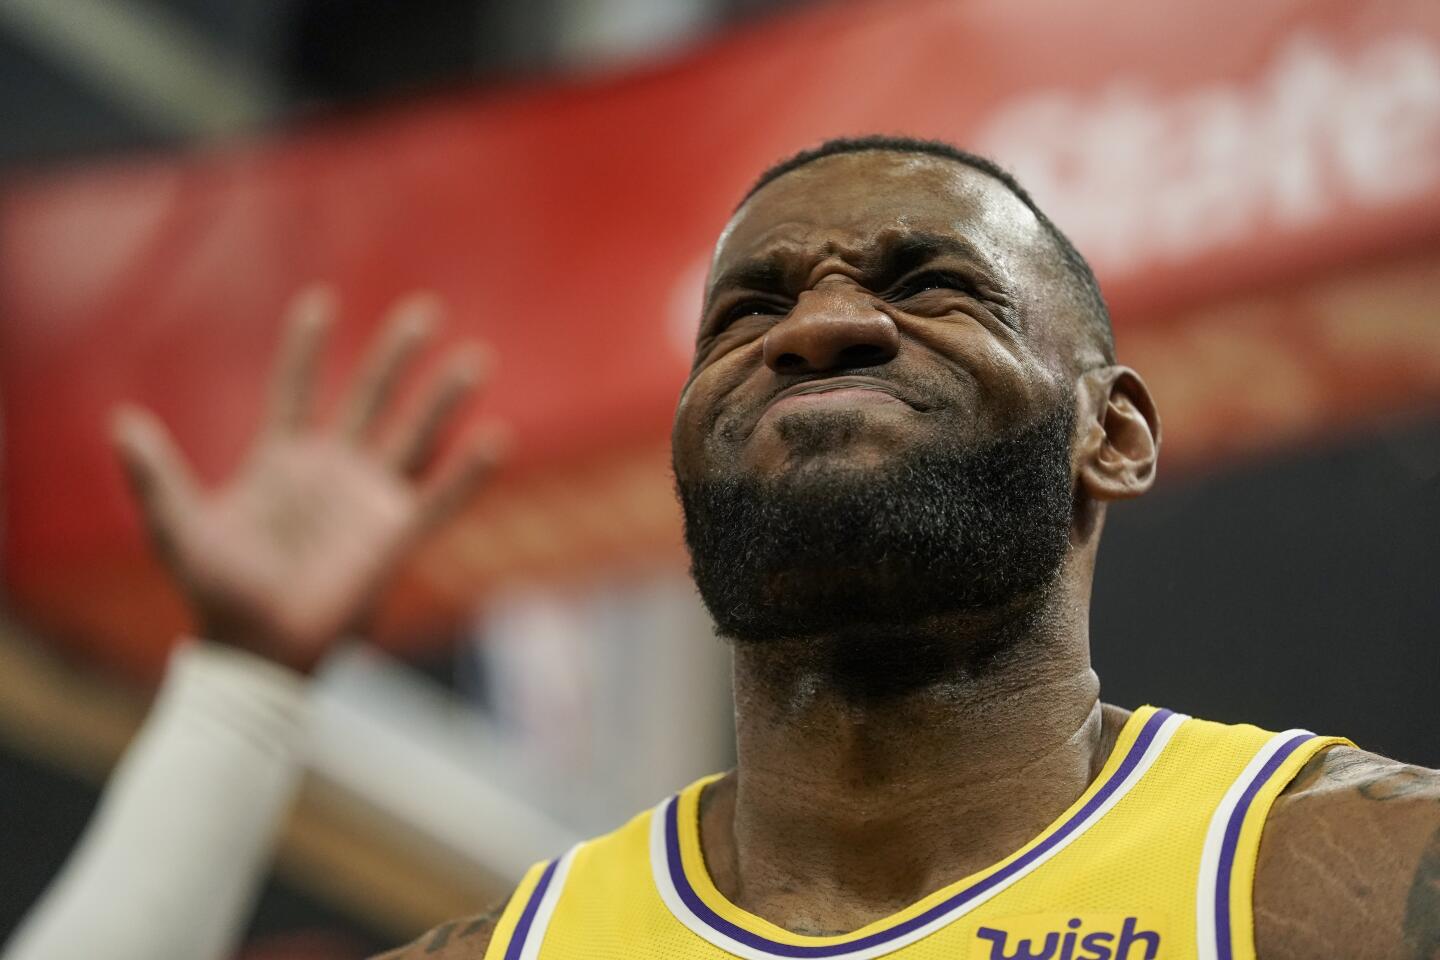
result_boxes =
[110,287,505,672]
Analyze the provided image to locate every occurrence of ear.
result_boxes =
[1075,366,1160,502]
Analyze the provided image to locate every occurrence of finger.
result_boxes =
[109,405,201,554]
[266,286,335,435]
[384,343,491,474]
[337,293,439,443]
[416,422,509,532]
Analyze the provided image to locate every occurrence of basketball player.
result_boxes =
[114,137,1439,960]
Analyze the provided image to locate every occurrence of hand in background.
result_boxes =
[110,287,505,672]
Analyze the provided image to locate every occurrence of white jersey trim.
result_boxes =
[515,843,580,960]
[1194,728,1315,960]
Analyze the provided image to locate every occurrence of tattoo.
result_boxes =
[425,922,456,953]
[1403,825,1440,960]
[1284,747,1440,807]
[459,916,492,939]
[1280,747,1371,799]
[460,902,508,939]
[1359,767,1435,803]
[1318,748,1375,784]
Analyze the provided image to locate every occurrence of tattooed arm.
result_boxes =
[369,898,511,960]
[1255,747,1440,960]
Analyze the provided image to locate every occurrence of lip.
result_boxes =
[757,375,922,424]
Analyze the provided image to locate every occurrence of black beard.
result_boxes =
[676,394,1077,653]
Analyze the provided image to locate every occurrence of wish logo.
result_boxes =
[973,913,1164,960]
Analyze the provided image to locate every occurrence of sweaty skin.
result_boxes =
[371,152,1440,959]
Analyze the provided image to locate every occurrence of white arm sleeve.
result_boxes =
[3,640,310,960]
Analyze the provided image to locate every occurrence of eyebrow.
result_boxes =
[704,259,789,312]
[875,231,997,281]
[705,230,1000,310]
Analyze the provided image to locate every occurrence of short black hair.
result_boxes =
[740,135,1114,364]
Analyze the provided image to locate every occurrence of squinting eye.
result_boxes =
[901,271,967,297]
[721,300,780,325]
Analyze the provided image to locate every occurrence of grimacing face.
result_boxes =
[672,150,1082,499]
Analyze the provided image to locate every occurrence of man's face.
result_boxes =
[672,151,1083,645]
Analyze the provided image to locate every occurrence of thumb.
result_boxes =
[109,405,201,555]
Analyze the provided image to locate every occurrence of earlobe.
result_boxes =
[1076,366,1160,502]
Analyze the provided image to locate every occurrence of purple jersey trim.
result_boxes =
[664,707,1175,958]
[503,857,559,960]
[1212,732,1313,960]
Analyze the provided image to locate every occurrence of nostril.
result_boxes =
[837,343,894,368]
[773,352,808,372]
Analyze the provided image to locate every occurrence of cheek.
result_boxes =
[911,321,1047,420]
[671,364,737,477]
[676,341,764,427]
[969,349,1040,416]
[670,387,705,479]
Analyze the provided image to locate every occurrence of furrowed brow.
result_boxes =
[705,257,789,310]
[705,233,997,310]
[872,232,995,282]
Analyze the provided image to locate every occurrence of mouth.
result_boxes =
[756,375,926,426]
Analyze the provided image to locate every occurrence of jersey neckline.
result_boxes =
[648,704,1187,960]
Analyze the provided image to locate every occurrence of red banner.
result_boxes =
[4,0,1440,677]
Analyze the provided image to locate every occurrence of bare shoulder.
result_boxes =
[1255,745,1440,960]
[368,898,510,960]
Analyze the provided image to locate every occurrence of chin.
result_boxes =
[778,443,897,480]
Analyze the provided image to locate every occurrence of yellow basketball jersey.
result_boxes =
[484,707,1349,960]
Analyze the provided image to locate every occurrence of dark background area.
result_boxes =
[1095,414,1440,766]
[0,0,813,171]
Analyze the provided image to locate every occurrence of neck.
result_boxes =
[701,581,1112,934]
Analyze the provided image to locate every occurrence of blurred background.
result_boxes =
[1,0,1438,956]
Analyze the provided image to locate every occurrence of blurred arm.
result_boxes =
[8,288,502,960]
[3,640,309,960]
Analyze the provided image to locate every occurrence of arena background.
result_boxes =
[1,0,1438,956]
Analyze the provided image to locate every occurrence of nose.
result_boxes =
[762,287,901,375]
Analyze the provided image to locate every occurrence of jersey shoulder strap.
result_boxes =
[483,796,675,960]
[1177,716,1351,960]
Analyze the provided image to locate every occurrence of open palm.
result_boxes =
[111,288,504,672]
